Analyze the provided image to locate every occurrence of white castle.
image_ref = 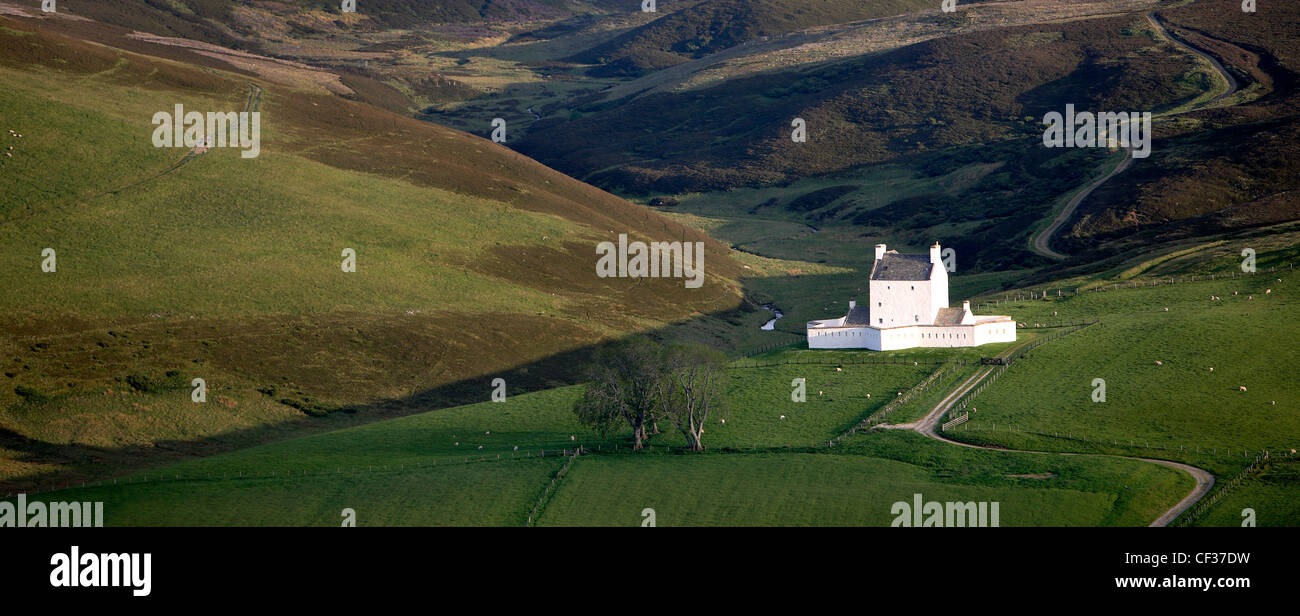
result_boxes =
[806,243,1015,351]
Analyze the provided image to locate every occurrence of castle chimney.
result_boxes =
[930,242,942,265]
[875,244,886,261]
[849,300,857,310]
[962,300,971,313]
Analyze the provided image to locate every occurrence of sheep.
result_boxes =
[485,430,490,435]
[865,393,871,399]
[1239,386,1248,392]
[818,390,823,396]
[1266,289,1272,294]
[1209,367,1214,372]
[513,445,519,451]
[780,415,786,420]
[1162,307,1169,312]
[835,367,842,372]
[720,419,726,424]
[570,435,575,441]
[1155,360,1163,365]
[477,445,483,450]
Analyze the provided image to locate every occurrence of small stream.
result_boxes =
[760,304,784,330]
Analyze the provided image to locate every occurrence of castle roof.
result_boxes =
[843,304,873,326]
[870,252,934,281]
[933,307,966,326]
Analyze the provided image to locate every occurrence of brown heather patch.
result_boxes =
[522,13,1206,194]
[1063,0,1300,250]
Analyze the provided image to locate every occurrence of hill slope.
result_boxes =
[0,11,754,491]
[568,0,943,76]
[1060,0,1300,255]
[522,12,1204,194]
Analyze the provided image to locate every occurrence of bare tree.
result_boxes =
[573,337,663,449]
[654,343,728,452]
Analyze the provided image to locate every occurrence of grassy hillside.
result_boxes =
[0,13,768,493]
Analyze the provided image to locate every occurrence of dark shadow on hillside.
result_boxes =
[0,270,811,494]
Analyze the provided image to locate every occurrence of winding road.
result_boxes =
[886,338,1214,527]
[1032,153,1133,260]
[1030,13,1241,260]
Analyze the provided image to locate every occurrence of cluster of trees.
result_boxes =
[574,337,728,452]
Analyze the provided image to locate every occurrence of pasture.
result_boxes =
[947,258,1300,525]
[5,354,1193,527]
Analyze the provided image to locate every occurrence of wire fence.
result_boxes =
[735,354,956,369]
[940,322,1098,426]
[736,340,803,359]
[526,447,582,526]
[828,363,959,446]
[1175,450,1274,527]
[974,262,1294,310]
[946,423,1291,462]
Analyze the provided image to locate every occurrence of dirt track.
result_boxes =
[884,336,1215,527]
[1030,12,1241,261]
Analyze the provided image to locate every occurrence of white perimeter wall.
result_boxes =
[808,327,880,349]
[807,321,1015,351]
[972,320,1017,346]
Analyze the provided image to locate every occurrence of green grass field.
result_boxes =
[1196,457,1300,527]
[31,458,564,526]
[945,255,1300,525]
[538,431,1188,527]
[4,350,1194,527]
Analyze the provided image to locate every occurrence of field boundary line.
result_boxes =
[526,447,583,527]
